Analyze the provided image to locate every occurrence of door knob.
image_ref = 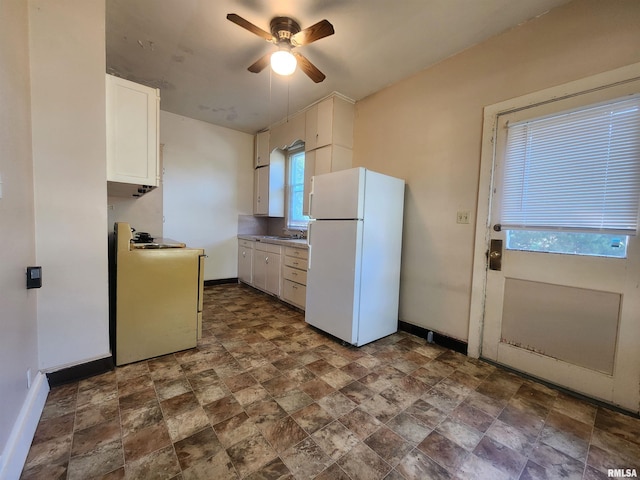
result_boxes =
[489,239,503,271]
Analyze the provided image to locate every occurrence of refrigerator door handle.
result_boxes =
[307,222,312,271]
[308,192,314,219]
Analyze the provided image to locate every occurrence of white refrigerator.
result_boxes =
[305,167,405,346]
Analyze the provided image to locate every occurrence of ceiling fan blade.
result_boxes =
[227,13,274,42]
[248,52,272,73]
[291,19,334,46]
[293,52,326,83]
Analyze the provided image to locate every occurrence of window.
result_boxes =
[287,148,309,229]
[501,95,640,257]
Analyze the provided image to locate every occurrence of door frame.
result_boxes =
[468,61,640,358]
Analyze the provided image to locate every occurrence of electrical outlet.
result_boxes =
[456,211,470,224]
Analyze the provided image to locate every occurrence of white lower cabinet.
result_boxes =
[238,239,254,284]
[238,239,308,309]
[253,243,282,296]
[281,247,308,309]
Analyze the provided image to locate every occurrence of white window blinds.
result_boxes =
[501,96,640,234]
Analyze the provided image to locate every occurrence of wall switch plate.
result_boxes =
[456,211,470,224]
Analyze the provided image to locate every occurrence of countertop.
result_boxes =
[238,234,308,249]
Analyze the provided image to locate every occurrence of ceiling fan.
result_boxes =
[227,13,334,83]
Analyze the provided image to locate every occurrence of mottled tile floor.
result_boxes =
[21,284,640,479]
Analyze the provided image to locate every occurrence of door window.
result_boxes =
[500,96,640,258]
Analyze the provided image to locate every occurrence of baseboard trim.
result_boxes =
[46,356,114,388]
[204,278,238,286]
[0,372,49,480]
[398,321,468,355]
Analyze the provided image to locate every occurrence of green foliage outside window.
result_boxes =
[506,230,627,258]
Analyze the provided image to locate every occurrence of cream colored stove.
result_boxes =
[114,222,204,366]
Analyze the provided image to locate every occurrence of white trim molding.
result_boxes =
[0,372,49,480]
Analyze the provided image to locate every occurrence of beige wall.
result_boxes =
[30,0,110,369]
[161,111,254,280]
[0,0,38,453]
[353,0,640,341]
[108,183,164,237]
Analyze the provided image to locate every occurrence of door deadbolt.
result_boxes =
[489,239,503,271]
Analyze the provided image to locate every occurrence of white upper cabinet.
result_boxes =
[302,94,355,215]
[106,74,160,191]
[255,130,270,167]
[269,111,305,152]
[305,95,354,151]
[254,150,285,217]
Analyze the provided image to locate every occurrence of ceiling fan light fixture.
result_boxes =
[270,48,297,76]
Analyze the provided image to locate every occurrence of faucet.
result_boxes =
[285,229,306,239]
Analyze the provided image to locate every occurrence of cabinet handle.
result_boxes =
[292,261,298,266]
[292,285,298,290]
[265,256,269,264]
[242,251,246,257]
[291,272,297,276]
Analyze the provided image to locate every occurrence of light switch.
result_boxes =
[456,211,470,224]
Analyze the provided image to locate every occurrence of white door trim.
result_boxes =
[468,61,640,358]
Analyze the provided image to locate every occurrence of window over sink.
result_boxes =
[287,147,309,229]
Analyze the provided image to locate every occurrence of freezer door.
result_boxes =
[305,220,362,344]
[309,167,365,220]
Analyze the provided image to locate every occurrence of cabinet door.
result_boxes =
[106,74,159,186]
[253,251,267,290]
[314,145,333,176]
[255,130,270,167]
[265,252,281,295]
[303,149,315,216]
[305,104,318,151]
[254,166,269,215]
[238,243,253,284]
[315,98,334,149]
[282,280,306,309]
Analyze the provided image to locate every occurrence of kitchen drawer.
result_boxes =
[255,242,282,254]
[285,246,308,260]
[283,265,307,285]
[239,239,254,249]
[282,279,306,309]
[284,255,308,270]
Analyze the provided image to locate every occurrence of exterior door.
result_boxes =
[475,69,640,413]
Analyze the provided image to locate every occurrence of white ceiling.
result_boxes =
[106,0,571,134]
